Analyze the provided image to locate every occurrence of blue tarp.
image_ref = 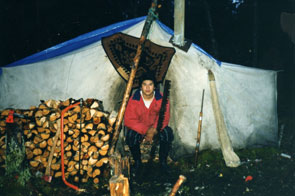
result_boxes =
[0,16,220,75]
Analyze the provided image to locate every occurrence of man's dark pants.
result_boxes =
[125,126,174,172]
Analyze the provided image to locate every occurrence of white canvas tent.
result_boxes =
[0,16,278,159]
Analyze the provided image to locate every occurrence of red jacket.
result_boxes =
[124,89,170,135]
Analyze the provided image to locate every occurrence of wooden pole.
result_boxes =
[169,175,186,196]
[195,89,205,164]
[109,0,159,156]
[44,119,61,182]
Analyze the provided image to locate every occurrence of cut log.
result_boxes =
[66,136,73,143]
[42,120,49,128]
[67,165,75,172]
[55,171,62,178]
[93,178,99,184]
[1,109,10,116]
[33,136,43,144]
[92,168,101,178]
[37,127,45,133]
[32,129,38,135]
[109,174,130,196]
[74,176,79,183]
[108,111,117,127]
[82,107,89,114]
[62,99,70,107]
[90,101,99,109]
[47,138,53,146]
[81,135,89,143]
[107,126,113,133]
[76,123,84,129]
[81,128,87,134]
[68,113,78,124]
[87,167,93,177]
[49,113,57,122]
[98,130,105,136]
[41,133,50,140]
[39,104,47,110]
[90,109,96,118]
[30,160,40,167]
[88,157,98,166]
[36,116,46,127]
[29,123,36,129]
[35,110,43,118]
[42,109,50,116]
[101,144,109,151]
[92,152,99,159]
[65,144,72,151]
[96,157,108,168]
[33,155,42,162]
[87,145,97,156]
[81,176,89,183]
[95,140,104,148]
[101,134,110,142]
[85,123,93,130]
[70,170,78,176]
[43,150,50,158]
[88,130,97,136]
[0,121,6,127]
[93,117,101,125]
[26,149,34,159]
[99,149,108,156]
[82,160,88,166]
[73,105,81,113]
[45,99,59,108]
[51,163,61,171]
[39,140,47,148]
[85,111,92,121]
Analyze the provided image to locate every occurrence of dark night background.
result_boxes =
[0,0,294,122]
[0,1,295,195]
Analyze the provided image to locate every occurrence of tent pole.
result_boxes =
[173,0,185,46]
[109,0,159,156]
[208,70,240,167]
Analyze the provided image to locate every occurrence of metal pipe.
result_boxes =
[173,0,185,46]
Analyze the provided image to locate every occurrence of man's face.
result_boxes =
[141,80,155,98]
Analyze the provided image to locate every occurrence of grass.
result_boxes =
[0,119,294,196]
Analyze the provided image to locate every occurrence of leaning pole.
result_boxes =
[108,0,159,156]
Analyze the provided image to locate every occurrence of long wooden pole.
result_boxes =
[109,0,159,156]
[44,119,61,182]
[195,89,205,164]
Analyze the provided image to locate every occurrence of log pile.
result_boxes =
[0,98,116,184]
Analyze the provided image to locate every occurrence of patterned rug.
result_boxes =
[102,32,176,88]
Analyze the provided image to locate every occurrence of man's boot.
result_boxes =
[129,145,142,177]
[159,142,171,175]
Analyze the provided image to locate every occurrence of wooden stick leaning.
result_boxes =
[108,0,159,157]
[108,2,159,195]
[44,119,61,182]
[195,89,205,164]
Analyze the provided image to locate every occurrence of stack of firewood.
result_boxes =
[0,98,116,184]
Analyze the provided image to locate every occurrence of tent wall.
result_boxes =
[0,17,278,158]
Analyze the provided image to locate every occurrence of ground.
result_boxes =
[0,118,294,196]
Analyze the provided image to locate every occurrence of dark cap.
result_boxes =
[139,71,157,86]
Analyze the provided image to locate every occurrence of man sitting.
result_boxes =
[124,72,174,176]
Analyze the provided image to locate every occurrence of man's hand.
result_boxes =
[144,127,158,143]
